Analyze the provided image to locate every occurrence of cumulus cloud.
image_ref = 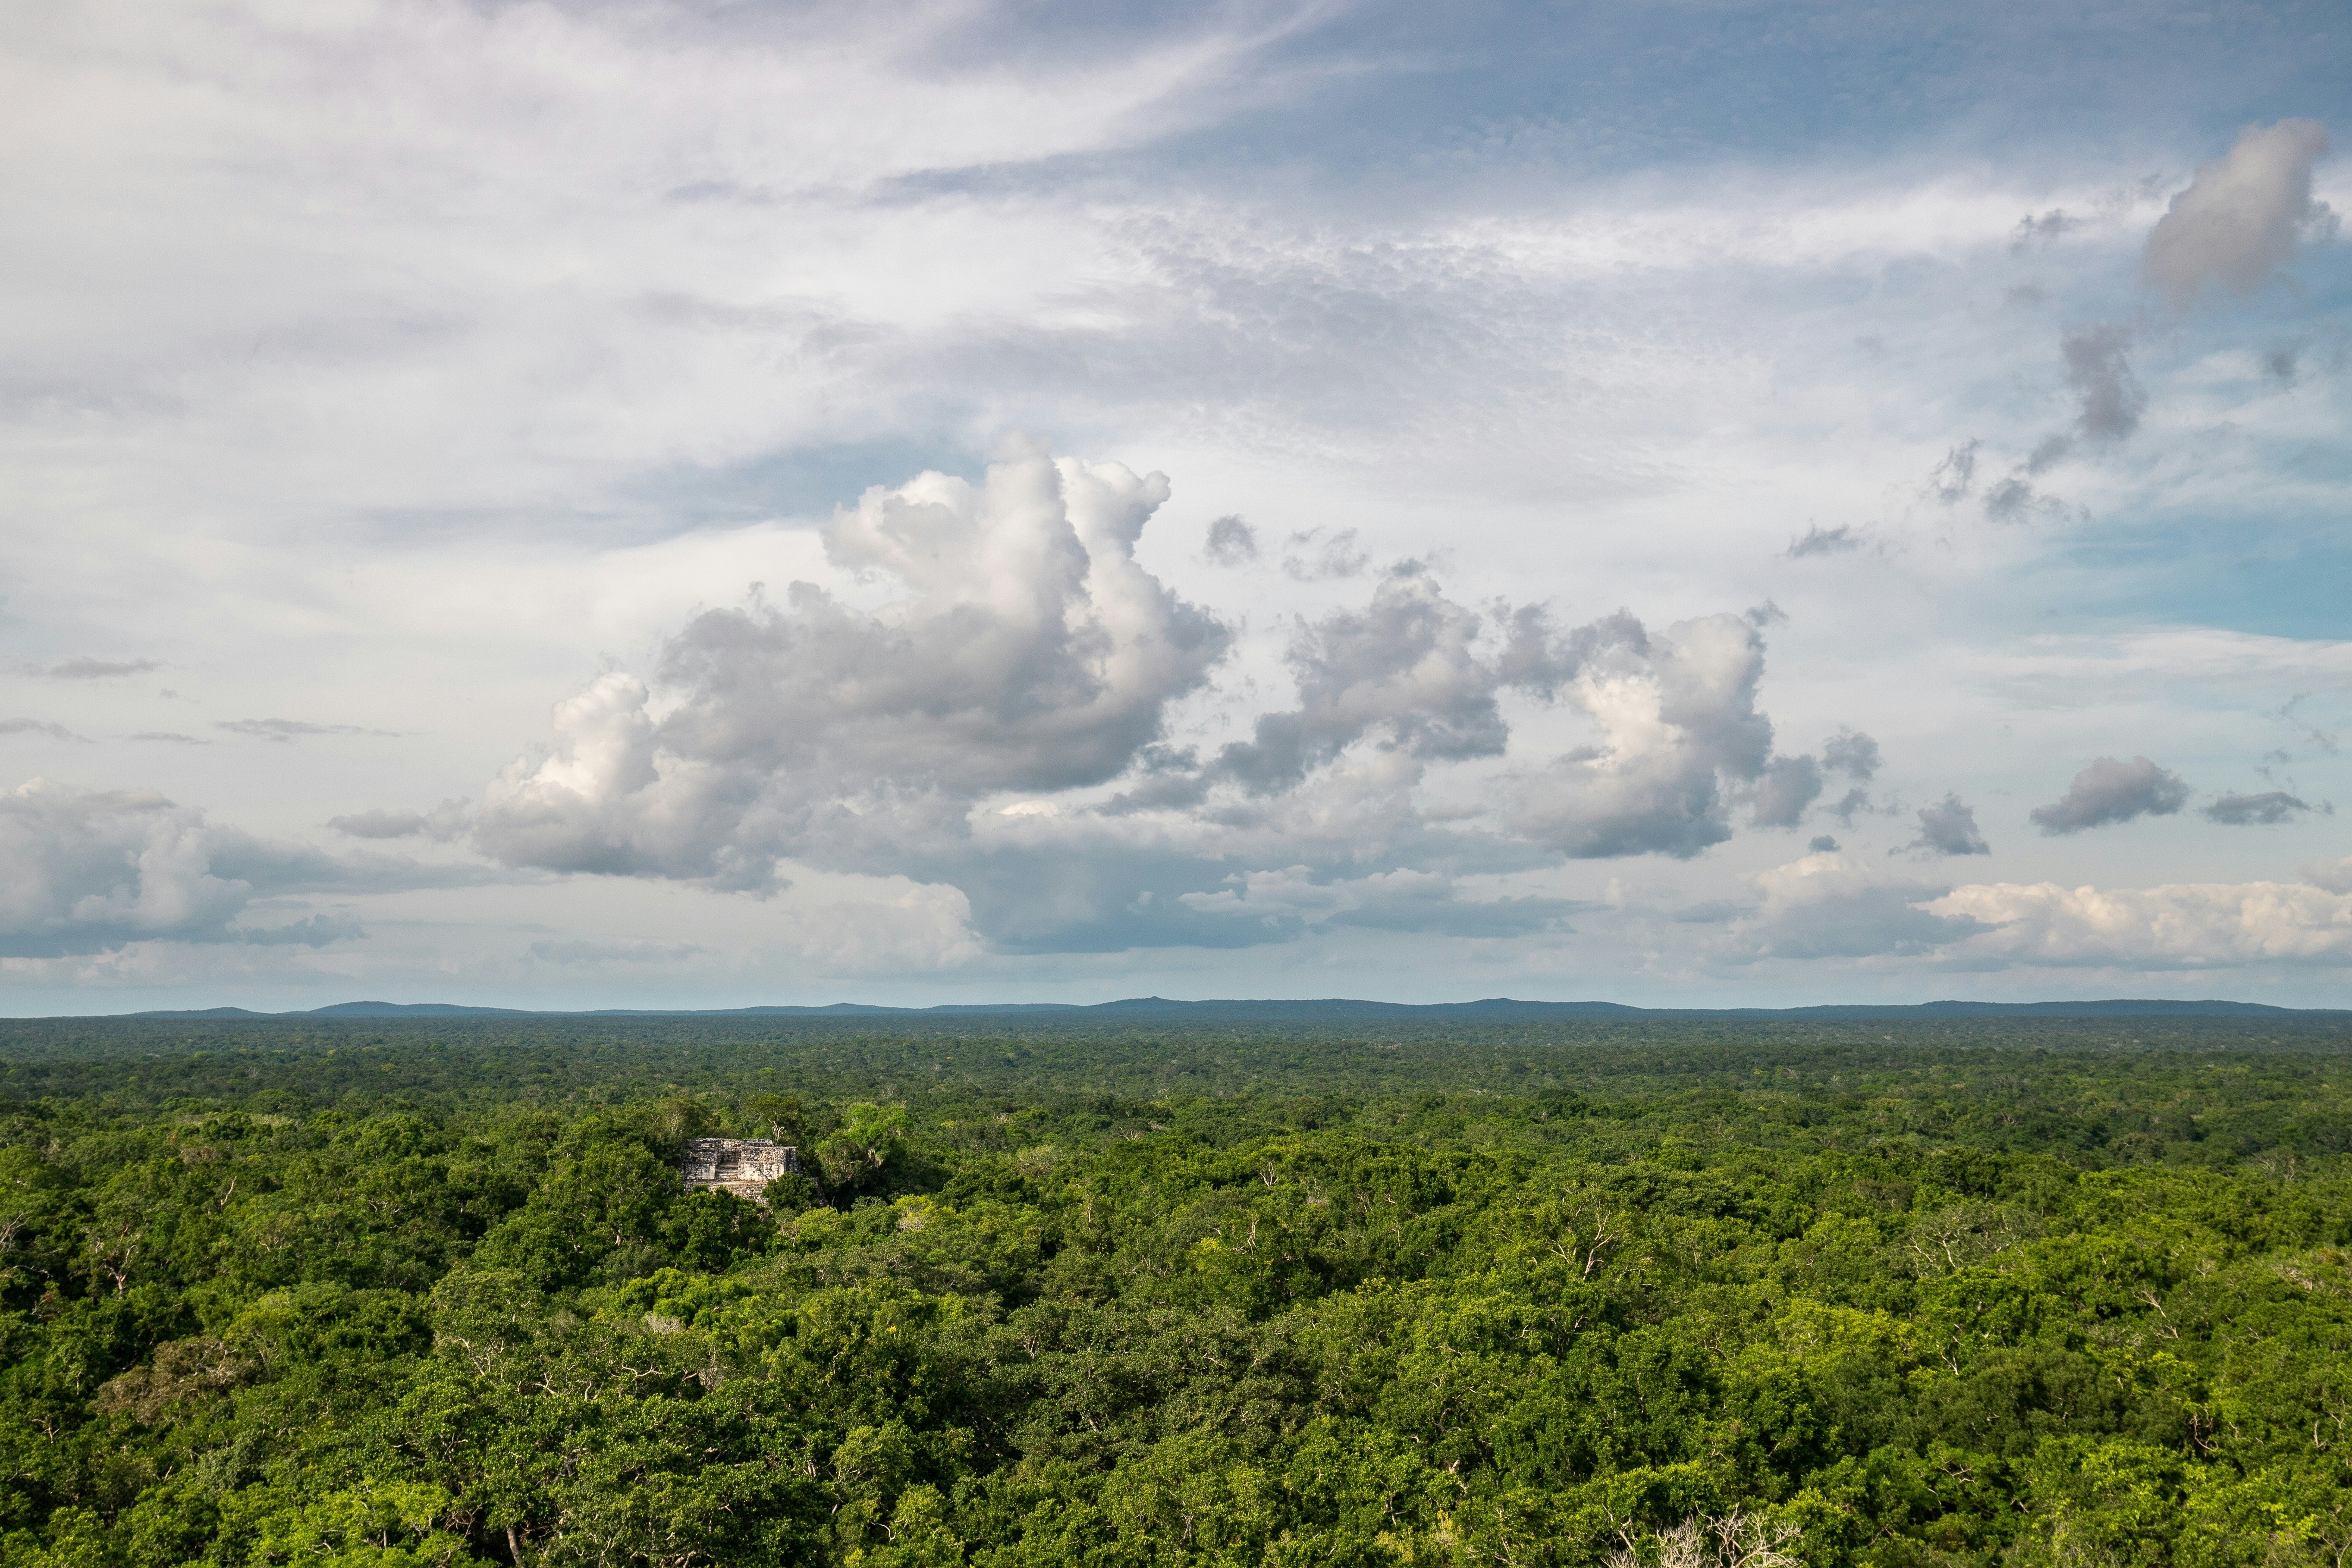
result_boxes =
[1203,514,1258,565]
[1903,793,1990,857]
[2306,856,2352,895]
[475,450,1229,889]
[455,452,1819,952]
[1928,879,2352,968]
[1216,566,1510,793]
[2144,120,2337,308]
[0,779,420,956]
[2202,790,2314,826]
[1724,852,1984,960]
[1510,613,1777,858]
[2028,755,2190,834]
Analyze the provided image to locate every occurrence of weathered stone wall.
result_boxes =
[681,1138,803,1202]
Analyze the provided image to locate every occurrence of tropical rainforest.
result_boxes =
[4,1010,2352,1568]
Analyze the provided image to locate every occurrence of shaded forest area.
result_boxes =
[5,1013,2352,1566]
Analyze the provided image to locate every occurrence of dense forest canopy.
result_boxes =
[4,1015,2352,1566]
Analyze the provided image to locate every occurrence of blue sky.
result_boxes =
[0,0,2348,1011]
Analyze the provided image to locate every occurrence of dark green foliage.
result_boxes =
[2,1017,2352,1565]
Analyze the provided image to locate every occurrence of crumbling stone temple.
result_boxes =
[680,1138,804,1203]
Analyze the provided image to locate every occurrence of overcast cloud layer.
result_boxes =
[1,0,2348,1011]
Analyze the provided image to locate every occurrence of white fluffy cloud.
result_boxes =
[2143,119,2336,308]
[477,450,1228,887]
[1927,880,2352,968]
[445,449,1856,954]
[1510,614,1780,858]
[1720,858,2352,974]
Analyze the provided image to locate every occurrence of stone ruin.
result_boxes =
[681,1137,806,1203]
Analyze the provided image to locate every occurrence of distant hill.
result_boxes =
[121,996,2347,1022]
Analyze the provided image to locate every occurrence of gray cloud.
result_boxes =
[131,731,210,745]
[2060,322,2144,443]
[2025,432,2073,474]
[1786,524,1858,558]
[35,657,159,680]
[1203,514,1258,565]
[2203,790,2313,826]
[2144,120,2336,308]
[1821,729,1880,782]
[1748,754,1822,828]
[1983,474,2038,522]
[2029,755,2190,834]
[0,718,89,742]
[1903,794,1990,857]
[1808,834,1840,852]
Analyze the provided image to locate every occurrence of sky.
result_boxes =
[2,0,2350,1013]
